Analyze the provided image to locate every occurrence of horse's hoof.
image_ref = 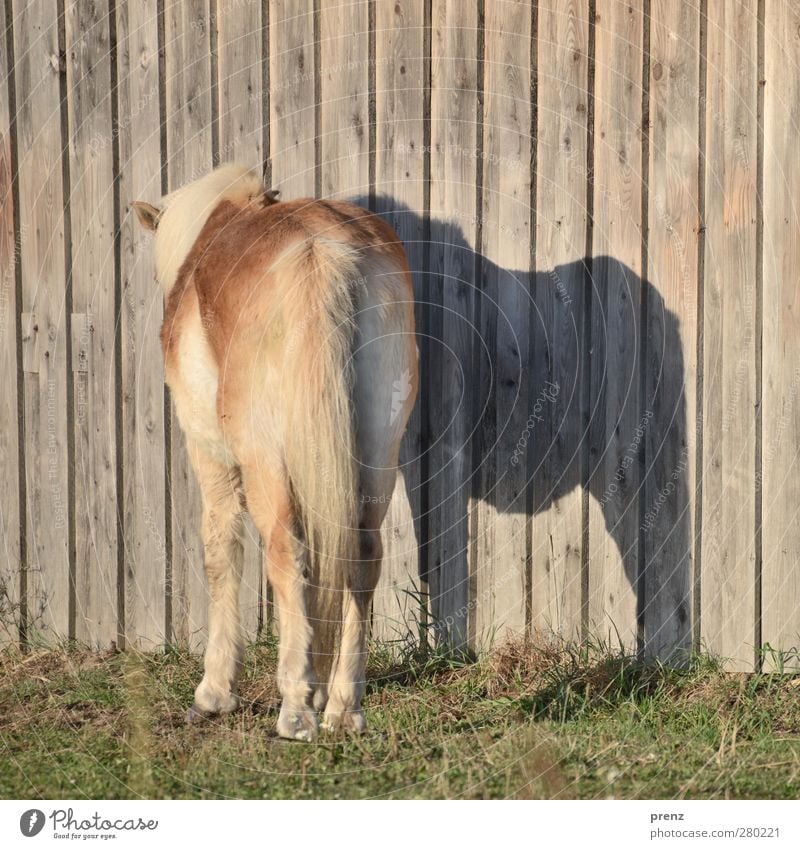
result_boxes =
[277,708,319,741]
[322,709,366,735]
[187,704,211,724]
[192,680,239,716]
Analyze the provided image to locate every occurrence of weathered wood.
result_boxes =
[65,0,119,649]
[6,1,800,670]
[117,0,168,650]
[0,0,21,644]
[13,0,72,641]
[428,0,479,648]
[319,0,368,199]
[643,0,699,660]
[531,0,588,642]
[475,0,531,646]
[216,0,265,641]
[217,1,264,170]
[269,0,316,199]
[587,0,643,650]
[373,0,426,642]
[165,0,214,651]
[762,0,800,670]
[701,0,757,671]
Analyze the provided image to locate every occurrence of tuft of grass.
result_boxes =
[1,634,799,799]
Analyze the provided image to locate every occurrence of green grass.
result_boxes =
[1,635,799,799]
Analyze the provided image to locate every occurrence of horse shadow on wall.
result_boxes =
[355,195,693,662]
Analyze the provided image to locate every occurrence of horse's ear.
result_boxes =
[130,201,161,232]
[264,188,280,205]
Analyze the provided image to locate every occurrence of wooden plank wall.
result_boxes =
[428,0,480,649]
[1,1,797,670]
[12,0,72,643]
[701,0,758,670]
[0,0,19,645]
[587,0,643,651]
[117,0,166,650]
[476,0,531,645]
[531,0,588,642]
[763,0,800,670]
[66,0,119,649]
[644,0,698,661]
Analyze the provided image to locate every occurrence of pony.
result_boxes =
[132,164,418,739]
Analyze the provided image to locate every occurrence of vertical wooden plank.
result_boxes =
[117,0,167,649]
[0,0,21,644]
[587,0,643,649]
[643,0,698,659]
[269,0,316,199]
[762,0,800,669]
[428,0,478,648]
[373,0,425,641]
[217,1,264,169]
[66,0,119,649]
[531,0,588,641]
[216,0,264,641]
[13,0,71,641]
[319,0,369,199]
[475,0,531,645]
[701,0,757,670]
[165,0,214,650]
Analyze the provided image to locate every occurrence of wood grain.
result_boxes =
[428,0,479,649]
[269,0,316,199]
[1,1,798,669]
[13,0,72,641]
[0,0,21,644]
[531,0,588,642]
[643,0,699,660]
[476,0,531,646]
[117,0,168,650]
[587,0,643,651]
[762,0,800,670]
[66,0,119,649]
[701,0,757,671]
[319,0,369,199]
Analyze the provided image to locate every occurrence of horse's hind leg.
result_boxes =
[322,511,383,733]
[244,466,318,741]
[188,443,245,718]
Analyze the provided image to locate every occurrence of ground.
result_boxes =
[1,635,799,799]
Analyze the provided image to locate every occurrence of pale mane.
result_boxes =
[154,163,264,294]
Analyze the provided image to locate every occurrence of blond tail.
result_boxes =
[276,237,364,684]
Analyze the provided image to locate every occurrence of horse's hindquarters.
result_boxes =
[352,255,418,524]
